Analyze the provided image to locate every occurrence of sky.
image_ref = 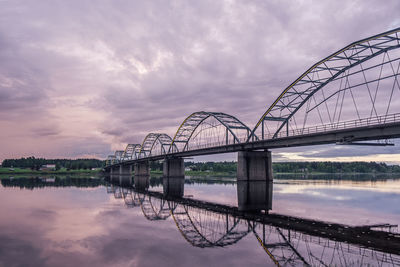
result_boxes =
[0,0,400,163]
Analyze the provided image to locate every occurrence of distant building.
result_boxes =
[185,165,196,171]
[40,164,56,171]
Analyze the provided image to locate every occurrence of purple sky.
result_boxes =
[1,0,400,162]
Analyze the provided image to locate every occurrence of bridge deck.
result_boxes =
[106,121,400,167]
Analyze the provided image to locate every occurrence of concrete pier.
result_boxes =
[163,158,184,178]
[134,175,149,190]
[134,162,150,176]
[119,165,132,176]
[119,175,132,187]
[163,175,184,197]
[163,158,185,197]
[110,173,119,183]
[237,151,273,211]
[134,161,150,190]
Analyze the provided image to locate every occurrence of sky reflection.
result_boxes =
[0,176,399,266]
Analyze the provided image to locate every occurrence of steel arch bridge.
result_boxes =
[105,27,400,167]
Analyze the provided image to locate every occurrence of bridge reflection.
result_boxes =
[1,177,399,266]
[107,176,400,267]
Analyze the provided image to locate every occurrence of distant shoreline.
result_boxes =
[0,167,99,175]
[1,168,400,178]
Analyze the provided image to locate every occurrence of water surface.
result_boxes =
[0,175,399,266]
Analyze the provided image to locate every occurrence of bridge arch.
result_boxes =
[169,111,255,153]
[106,155,116,166]
[138,133,176,158]
[113,150,124,164]
[122,144,141,161]
[250,27,400,140]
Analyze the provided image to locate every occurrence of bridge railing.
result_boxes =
[183,136,249,152]
[269,113,400,140]
[107,113,400,165]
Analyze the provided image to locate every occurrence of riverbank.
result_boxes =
[2,167,400,179]
[0,167,100,175]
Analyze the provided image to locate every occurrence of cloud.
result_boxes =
[0,0,399,161]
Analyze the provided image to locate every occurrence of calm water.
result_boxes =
[0,175,399,266]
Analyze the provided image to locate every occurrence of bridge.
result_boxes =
[104,28,400,210]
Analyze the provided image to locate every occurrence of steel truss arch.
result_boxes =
[106,155,116,166]
[170,111,256,153]
[113,150,124,164]
[250,27,400,140]
[122,144,141,161]
[138,133,176,158]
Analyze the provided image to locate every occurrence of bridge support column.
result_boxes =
[119,165,132,176]
[237,151,273,212]
[119,165,132,186]
[110,167,120,183]
[134,162,150,190]
[163,158,185,197]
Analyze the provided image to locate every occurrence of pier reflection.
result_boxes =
[107,177,400,267]
[1,176,399,266]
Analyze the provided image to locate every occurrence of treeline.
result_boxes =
[1,157,103,170]
[3,157,400,174]
[185,161,237,173]
[182,161,400,174]
[273,161,400,173]
[148,161,237,173]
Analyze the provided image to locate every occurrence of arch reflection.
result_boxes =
[170,204,250,248]
[107,179,400,267]
[1,177,397,266]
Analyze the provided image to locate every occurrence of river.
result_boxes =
[0,175,399,266]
